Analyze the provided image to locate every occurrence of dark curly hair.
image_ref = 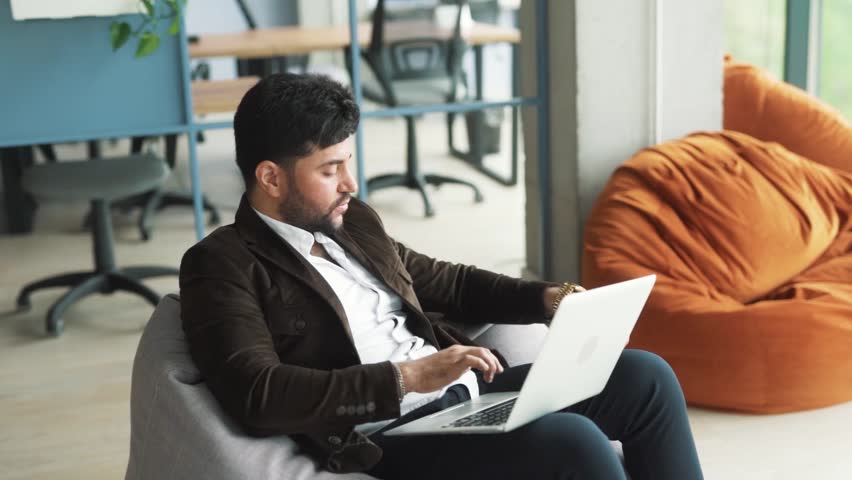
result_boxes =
[233,73,360,190]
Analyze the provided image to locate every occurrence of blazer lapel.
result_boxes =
[333,220,441,349]
[234,197,357,345]
[332,228,394,287]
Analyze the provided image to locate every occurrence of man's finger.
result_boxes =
[463,354,490,376]
[473,350,500,383]
[486,350,503,374]
[482,348,503,376]
[482,350,500,380]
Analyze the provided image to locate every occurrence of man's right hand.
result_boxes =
[396,345,504,394]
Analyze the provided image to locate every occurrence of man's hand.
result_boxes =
[396,345,504,394]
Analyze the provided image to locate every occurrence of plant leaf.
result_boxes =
[135,32,160,58]
[110,21,132,51]
[169,16,180,35]
[141,0,154,17]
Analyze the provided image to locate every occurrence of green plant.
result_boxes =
[110,0,187,58]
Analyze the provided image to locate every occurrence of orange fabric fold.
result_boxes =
[724,54,852,175]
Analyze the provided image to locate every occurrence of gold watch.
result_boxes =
[550,283,584,321]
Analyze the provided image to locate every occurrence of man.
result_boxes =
[179,73,704,479]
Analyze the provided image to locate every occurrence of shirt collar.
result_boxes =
[253,208,316,258]
[253,208,342,258]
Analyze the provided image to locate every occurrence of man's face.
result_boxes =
[277,140,356,235]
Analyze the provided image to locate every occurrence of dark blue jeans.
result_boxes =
[367,349,703,480]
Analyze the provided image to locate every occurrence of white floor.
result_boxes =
[0,114,849,479]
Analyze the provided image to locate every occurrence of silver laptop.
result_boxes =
[383,275,656,436]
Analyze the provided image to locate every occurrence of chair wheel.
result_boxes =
[47,318,64,337]
[16,296,32,312]
[208,210,221,226]
[140,227,151,242]
[474,191,484,203]
[81,211,92,231]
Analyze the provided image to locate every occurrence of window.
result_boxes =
[819,0,852,119]
[724,0,787,79]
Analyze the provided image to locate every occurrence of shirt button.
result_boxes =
[336,406,346,416]
[356,405,366,415]
[295,319,306,331]
[346,405,356,415]
[328,436,342,446]
[366,402,376,412]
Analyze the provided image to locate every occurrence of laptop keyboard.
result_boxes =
[442,398,518,428]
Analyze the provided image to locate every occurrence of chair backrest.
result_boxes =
[349,0,470,106]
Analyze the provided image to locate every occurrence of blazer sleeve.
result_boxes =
[391,238,558,325]
[179,242,401,436]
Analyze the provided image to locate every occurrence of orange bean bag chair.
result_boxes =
[724,54,852,174]
[582,131,852,413]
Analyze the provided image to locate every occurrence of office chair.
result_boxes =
[347,0,483,217]
[15,153,179,336]
[127,135,220,241]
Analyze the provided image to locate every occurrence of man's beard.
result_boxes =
[277,179,349,236]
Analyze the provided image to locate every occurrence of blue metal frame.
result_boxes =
[784,0,811,90]
[177,10,207,241]
[534,0,551,280]
[347,5,368,197]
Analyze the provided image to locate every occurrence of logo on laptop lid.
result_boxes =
[577,336,599,364]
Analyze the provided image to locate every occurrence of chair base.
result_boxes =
[136,189,221,241]
[368,172,483,218]
[368,116,484,218]
[124,134,221,241]
[16,266,178,336]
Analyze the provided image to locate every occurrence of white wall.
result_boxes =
[574,0,723,227]
[521,0,723,281]
[657,0,725,141]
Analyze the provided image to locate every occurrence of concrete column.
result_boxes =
[520,0,723,281]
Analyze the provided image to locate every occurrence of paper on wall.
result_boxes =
[11,0,140,20]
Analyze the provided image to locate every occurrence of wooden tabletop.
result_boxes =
[189,20,520,59]
[191,77,259,115]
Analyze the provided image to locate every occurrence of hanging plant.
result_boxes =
[110,0,187,58]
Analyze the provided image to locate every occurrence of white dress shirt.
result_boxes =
[254,209,479,434]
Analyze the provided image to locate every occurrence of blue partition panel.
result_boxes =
[0,1,188,147]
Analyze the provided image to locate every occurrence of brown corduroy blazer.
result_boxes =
[179,196,552,473]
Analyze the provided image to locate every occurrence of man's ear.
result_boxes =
[255,160,286,198]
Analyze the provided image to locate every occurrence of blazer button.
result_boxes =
[346,405,356,415]
[295,319,306,331]
[328,436,342,446]
[336,406,346,416]
[356,405,366,415]
[366,402,376,412]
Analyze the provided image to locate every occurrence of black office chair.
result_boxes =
[347,0,483,217]
[15,153,179,336]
